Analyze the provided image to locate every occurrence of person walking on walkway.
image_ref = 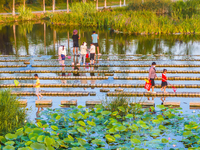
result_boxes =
[91,31,100,55]
[72,29,80,55]
[33,74,43,100]
[148,62,157,93]
[58,45,66,66]
[79,42,87,65]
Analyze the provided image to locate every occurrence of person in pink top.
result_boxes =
[148,62,157,93]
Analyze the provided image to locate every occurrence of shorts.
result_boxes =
[90,53,95,60]
[35,88,40,95]
[150,78,155,86]
[161,81,167,87]
[73,42,79,48]
[93,43,98,47]
[61,54,65,60]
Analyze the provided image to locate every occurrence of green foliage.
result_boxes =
[0,89,26,135]
[71,2,97,14]
[18,5,33,20]
[0,105,199,149]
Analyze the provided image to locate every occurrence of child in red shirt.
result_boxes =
[161,69,167,93]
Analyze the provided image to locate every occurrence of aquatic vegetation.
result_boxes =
[0,89,26,135]
[0,104,199,149]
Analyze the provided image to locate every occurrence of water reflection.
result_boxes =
[0,21,200,56]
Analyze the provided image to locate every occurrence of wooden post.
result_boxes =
[53,0,55,12]
[23,0,25,11]
[123,0,125,5]
[120,0,121,7]
[104,0,106,8]
[44,23,46,55]
[12,0,15,16]
[43,0,45,13]
[96,0,98,10]
[67,0,69,13]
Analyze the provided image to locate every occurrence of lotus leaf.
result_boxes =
[112,111,118,116]
[108,128,116,134]
[114,134,121,138]
[101,111,111,116]
[115,125,126,132]
[152,119,161,124]
[125,114,133,119]
[51,113,58,119]
[97,115,104,120]
[3,145,15,150]
[25,128,32,134]
[55,115,61,120]
[51,126,58,131]
[0,136,6,143]
[37,122,42,128]
[131,139,141,144]
[68,129,78,134]
[78,105,84,109]
[30,142,46,150]
[78,121,86,127]
[77,138,87,146]
[44,137,53,146]
[37,135,45,143]
[77,127,87,134]
[95,148,105,150]
[118,106,125,112]
[5,133,17,140]
[71,147,86,150]
[87,121,96,126]
[95,108,103,113]
[161,138,169,143]
[92,139,105,146]
[46,146,55,150]
[25,141,33,146]
[183,131,193,137]
[105,135,115,143]
[156,105,166,110]
[33,128,43,134]
[18,148,31,150]
[129,124,138,131]
[5,141,15,146]
[137,120,146,125]
[116,115,122,119]
[159,125,166,130]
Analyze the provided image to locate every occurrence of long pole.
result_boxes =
[104,0,106,8]
[13,25,17,54]
[123,0,125,6]
[120,0,121,7]
[67,0,69,13]
[53,0,55,12]
[12,0,15,16]
[43,0,45,13]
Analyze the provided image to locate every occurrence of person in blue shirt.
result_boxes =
[91,31,101,55]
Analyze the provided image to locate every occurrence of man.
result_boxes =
[91,31,100,55]
[148,62,157,93]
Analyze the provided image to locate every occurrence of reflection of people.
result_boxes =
[89,43,96,65]
[61,67,66,84]
[58,45,66,66]
[81,72,87,90]
[36,106,44,119]
[73,65,80,76]
[72,29,80,55]
[90,67,95,89]
[161,97,166,104]
[79,42,87,65]
[33,74,43,100]
[91,31,100,55]
[148,62,157,93]
[161,69,168,93]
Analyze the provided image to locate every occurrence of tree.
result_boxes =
[23,0,25,10]
[43,0,45,13]
[67,0,69,13]
[120,0,121,7]
[96,0,98,10]
[104,0,106,8]
[13,0,15,16]
[53,0,55,12]
[123,0,126,5]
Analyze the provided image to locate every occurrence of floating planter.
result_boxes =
[163,101,180,107]
[18,99,27,106]
[90,92,96,96]
[104,73,114,76]
[100,89,110,92]
[35,100,52,105]
[61,99,77,106]
[190,101,200,107]
[131,101,154,106]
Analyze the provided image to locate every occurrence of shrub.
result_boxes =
[18,5,33,20]
[0,89,26,135]
[71,2,97,15]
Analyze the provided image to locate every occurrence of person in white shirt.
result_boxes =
[58,45,66,66]
[89,43,96,64]
[79,42,87,65]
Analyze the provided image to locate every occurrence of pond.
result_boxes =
[0,21,200,121]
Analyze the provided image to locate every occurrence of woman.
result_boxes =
[79,42,87,65]
[148,62,157,93]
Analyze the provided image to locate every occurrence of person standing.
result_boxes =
[58,45,66,66]
[89,43,96,65]
[72,29,80,55]
[148,62,157,93]
[79,42,87,65]
[33,74,43,100]
[91,31,100,55]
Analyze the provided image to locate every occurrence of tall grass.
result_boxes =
[18,5,33,21]
[0,89,26,135]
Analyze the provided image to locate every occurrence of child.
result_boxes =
[161,69,167,93]
[79,42,87,65]
[89,43,96,64]
[58,45,66,66]
[72,29,80,55]
[33,74,43,100]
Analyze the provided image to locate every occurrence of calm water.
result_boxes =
[0,21,200,122]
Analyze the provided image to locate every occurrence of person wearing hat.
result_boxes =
[72,29,80,55]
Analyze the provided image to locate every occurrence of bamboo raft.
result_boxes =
[114,76,200,80]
